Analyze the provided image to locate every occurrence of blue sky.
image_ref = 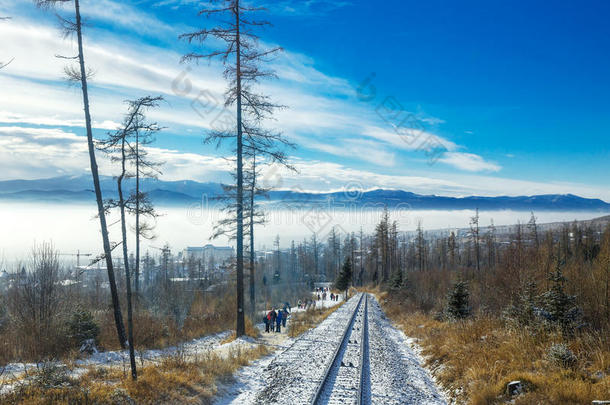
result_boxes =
[0,0,609,199]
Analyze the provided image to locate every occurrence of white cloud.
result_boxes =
[82,0,175,36]
[2,125,609,201]
[149,0,351,15]
[362,125,457,152]
[7,0,606,202]
[0,125,231,182]
[305,138,396,167]
[0,112,120,130]
[438,152,501,172]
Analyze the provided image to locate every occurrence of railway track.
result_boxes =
[310,293,370,405]
[254,292,444,405]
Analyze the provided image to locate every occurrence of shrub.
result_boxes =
[503,282,538,328]
[446,280,470,320]
[67,308,100,346]
[539,265,583,335]
[546,343,577,369]
[33,361,74,389]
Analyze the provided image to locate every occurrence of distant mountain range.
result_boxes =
[0,175,609,212]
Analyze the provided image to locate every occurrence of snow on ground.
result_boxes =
[227,295,362,405]
[367,296,446,404]
[1,330,232,380]
[215,293,346,405]
[0,330,237,396]
[77,330,233,367]
[214,328,295,405]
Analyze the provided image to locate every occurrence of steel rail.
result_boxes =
[310,292,364,405]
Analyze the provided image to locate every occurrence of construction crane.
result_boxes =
[58,250,93,268]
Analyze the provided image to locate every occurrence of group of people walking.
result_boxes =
[315,292,340,301]
[296,288,341,310]
[264,307,289,333]
[297,299,316,309]
[315,286,341,302]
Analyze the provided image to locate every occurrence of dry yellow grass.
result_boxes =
[3,344,270,404]
[378,290,610,405]
[2,294,343,404]
[97,291,237,353]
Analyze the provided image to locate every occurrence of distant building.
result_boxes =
[182,244,234,266]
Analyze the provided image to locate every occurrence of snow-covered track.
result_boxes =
[250,293,445,405]
[311,293,365,405]
[367,297,446,405]
[357,294,371,405]
[254,294,364,404]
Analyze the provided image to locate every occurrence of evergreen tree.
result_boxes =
[539,262,582,334]
[389,266,403,289]
[335,257,353,298]
[446,280,470,319]
[503,281,538,327]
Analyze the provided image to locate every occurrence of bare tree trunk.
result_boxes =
[135,129,140,296]
[74,0,126,348]
[249,154,256,314]
[117,137,137,380]
[359,228,364,286]
[235,0,245,337]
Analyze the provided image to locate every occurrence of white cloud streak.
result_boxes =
[439,152,501,172]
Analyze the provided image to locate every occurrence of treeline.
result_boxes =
[0,242,237,364]
[266,209,608,332]
[357,210,609,335]
[0,241,310,366]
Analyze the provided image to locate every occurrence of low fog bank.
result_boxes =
[0,202,607,264]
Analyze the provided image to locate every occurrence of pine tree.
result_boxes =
[335,257,353,298]
[389,266,403,289]
[446,280,470,319]
[539,262,582,334]
[504,281,538,327]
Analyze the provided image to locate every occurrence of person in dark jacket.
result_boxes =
[282,309,288,328]
[264,312,271,333]
[275,309,282,332]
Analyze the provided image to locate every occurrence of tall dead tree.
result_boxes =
[181,1,290,336]
[528,212,540,250]
[35,0,126,347]
[211,140,292,313]
[129,97,163,296]
[97,96,162,380]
